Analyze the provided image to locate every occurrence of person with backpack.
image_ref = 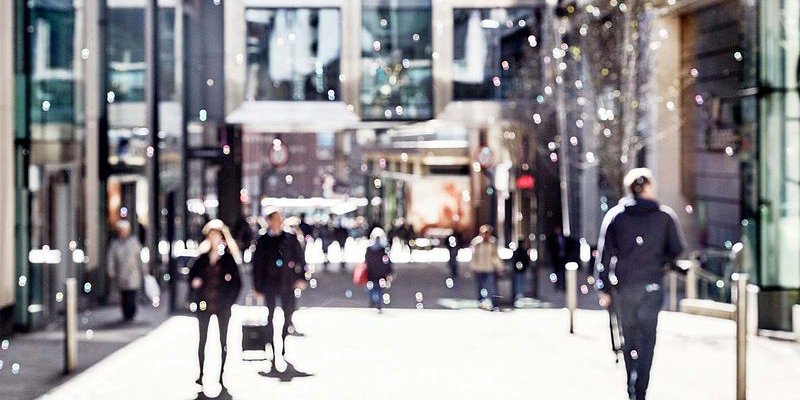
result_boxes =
[252,208,307,360]
[595,168,685,400]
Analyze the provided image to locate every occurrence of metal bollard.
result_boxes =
[732,273,748,400]
[685,261,698,300]
[565,262,578,334]
[669,270,678,311]
[64,278,78,373]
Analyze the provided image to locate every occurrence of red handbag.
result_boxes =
[353,263,368,287]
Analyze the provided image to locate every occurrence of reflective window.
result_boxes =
[361,1,432,120]
[30,2,77,128]
[108,9,145,102]
[453,8,539,100]
[245,8,341,101]
[758,0,800,288]
[21,0,86,327]
[107,8,175,103]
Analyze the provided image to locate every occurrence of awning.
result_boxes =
[226,101,360,133]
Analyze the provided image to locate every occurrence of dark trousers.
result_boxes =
[475,272,497,305]
[120,289,137,320]
[367,281,384,310]
[615,285,663,400]
[553,257,566,291]
[512,271,526,301]
[265,289,296,348]
[448,256,459,278]
[197,310,231,378]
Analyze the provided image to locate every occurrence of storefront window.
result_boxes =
[30,2,76,130]
[19,0,86,327]
[107,8,176,103]
[244,8,341,101]
[758,0,800,288]
[361,0,432,120]
[108,9,145,102]
[452,8,539,100]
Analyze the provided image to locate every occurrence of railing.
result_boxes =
[668,246,742,311]
[672,243,753,399]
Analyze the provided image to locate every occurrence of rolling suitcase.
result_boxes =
[241,292,269,361]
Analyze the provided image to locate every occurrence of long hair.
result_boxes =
[199,219,243,265]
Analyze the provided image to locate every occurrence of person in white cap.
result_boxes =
[595,168,685,400]
[252,207,307,360]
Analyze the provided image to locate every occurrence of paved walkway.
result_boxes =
[0,300,169,400]
[38,307,800,400]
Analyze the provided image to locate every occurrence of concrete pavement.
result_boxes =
[0,300,170,400]
[37,307,800,400]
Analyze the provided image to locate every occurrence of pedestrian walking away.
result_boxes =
[469,225,504,310]
[510,237,531,305]
[334,220,349,271]
[594,168,685,400]
[252,207,308,361]
[547,226,578,291]
[364,228,393,312]
[189,219,243,388]
[106,220,147,321]
[447,232,462,279]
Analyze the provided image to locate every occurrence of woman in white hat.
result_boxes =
[189,219,242,387]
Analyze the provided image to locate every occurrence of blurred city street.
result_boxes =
[2,0,800,399]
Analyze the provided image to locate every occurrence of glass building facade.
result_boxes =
[14,0,88,328]
[452,8,539,100]
[752,0,800,329]
[361,0,432,120]
[244,8,341,102]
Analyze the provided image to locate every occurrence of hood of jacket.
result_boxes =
[621,196,660,216]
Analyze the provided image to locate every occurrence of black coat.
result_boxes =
[595,197,685,293]
[252,230,306,293]
[365,243,392,282]
[511,247,531,273]
[188,251,242,312]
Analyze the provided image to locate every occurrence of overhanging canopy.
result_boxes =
[226,101,360,133]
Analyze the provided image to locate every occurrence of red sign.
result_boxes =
[516,174,535,190]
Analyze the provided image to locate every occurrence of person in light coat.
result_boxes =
[107,220,146,321]
[470,225,504,309]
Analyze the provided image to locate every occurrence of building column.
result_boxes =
[0,0,17,334]
[647,13,698,248]
[83,0,106,280]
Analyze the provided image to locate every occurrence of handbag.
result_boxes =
[353,263,368,287]
[143,275,161,302]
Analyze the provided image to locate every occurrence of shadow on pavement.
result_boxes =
[194,387,233,400]
[258,361,314,382]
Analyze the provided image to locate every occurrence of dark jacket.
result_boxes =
[595,197,685,293]
[365,243,392,282]
[252,230,306,293]
[511,246,531,273]
[189,251,242,313]
[547,233,579,266]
